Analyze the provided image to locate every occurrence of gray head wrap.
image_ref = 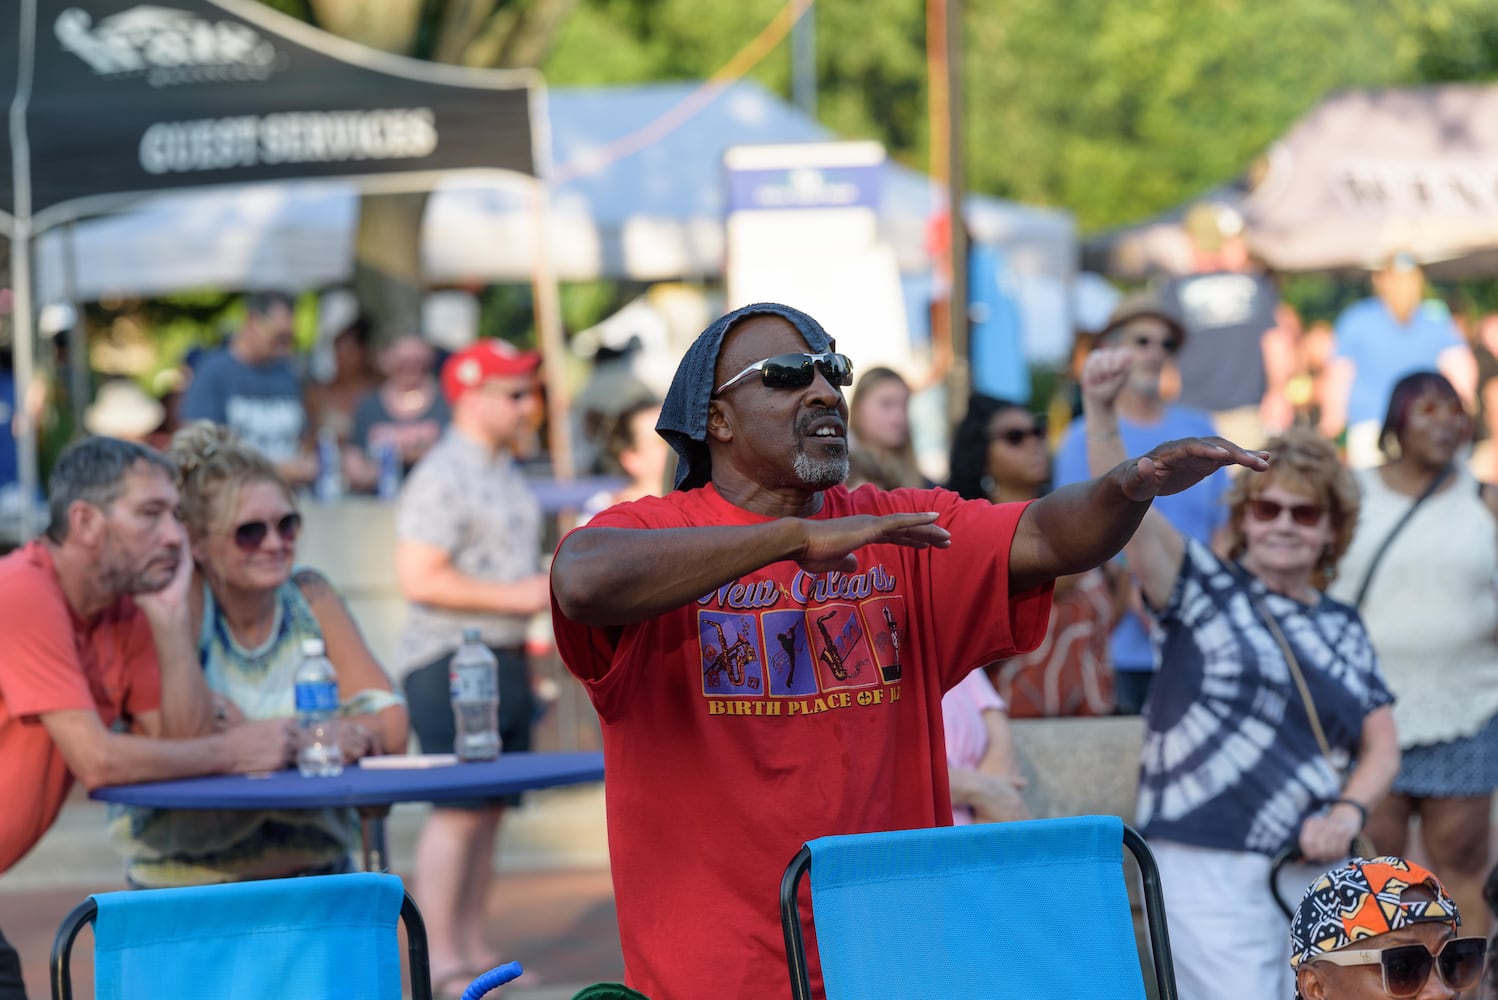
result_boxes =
[657,302,834,490]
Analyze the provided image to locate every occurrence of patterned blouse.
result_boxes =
[1138,540,1393,856]
[109,576,401,887]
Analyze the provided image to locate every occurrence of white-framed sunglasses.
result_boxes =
[1308,936,1486,998]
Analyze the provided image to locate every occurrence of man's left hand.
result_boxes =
[1115,437,1268,503]
[134,520,194,624]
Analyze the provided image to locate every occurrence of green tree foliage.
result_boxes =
[544,0,1497,233]
[253,0,1498,240]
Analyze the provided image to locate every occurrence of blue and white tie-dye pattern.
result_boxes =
[1138,540,1394,855]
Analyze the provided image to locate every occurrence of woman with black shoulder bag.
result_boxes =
[1329,370,1498,942]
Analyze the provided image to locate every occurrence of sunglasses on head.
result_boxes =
[1310,936,1486,998]
[713,352,855,397]
[1248,498,1324,526]
[992,421,1047,447]
[233,512,302,552]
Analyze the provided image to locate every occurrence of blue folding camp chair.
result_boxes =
[50,872,435,1000]
[781,815,1178,1000]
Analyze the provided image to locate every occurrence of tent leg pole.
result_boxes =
[13,220,39,542]
[530,180,572,483]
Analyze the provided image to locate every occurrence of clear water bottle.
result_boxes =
[314,427,343,504]
[295,637,344,777]
[374,440,401,501]
[450,629,500,761]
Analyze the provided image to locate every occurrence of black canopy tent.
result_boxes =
[1,0,553,532]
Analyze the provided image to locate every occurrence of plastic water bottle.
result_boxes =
[314,427,343,504]
[295,637,343,777]
[450,629,501,761]
[374,440,401,501]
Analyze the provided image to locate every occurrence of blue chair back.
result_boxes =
[51,872,432,1000]
[781,815,1177,1000]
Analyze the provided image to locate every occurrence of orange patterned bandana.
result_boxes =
[1289,857,1460,969]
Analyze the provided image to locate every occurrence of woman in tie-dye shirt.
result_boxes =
[1082,348,1399,1000]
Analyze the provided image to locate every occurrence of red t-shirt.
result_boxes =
[552,484,1051,999]
[0,542,162,873]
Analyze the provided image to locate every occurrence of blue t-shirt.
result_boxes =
[181,349,306,463]
[1054,405,1229,672]
[1138,540,1392,855]
[1334,298,1463,427]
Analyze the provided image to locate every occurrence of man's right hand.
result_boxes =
[222,718,297,774]
[1081,347,1132,415]
[795,512,951,574]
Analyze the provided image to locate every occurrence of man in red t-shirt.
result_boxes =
[0,438,295,1000]
[550,302,1268,999]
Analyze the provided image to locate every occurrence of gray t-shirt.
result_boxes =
[1162,271,1277,412]
[392,427,542,677]
[181,349,306,463]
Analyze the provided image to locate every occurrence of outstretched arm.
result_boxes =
[551,512,951,628]
[1009,349,1267,595]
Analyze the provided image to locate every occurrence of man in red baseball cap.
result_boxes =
[395,338,550,993]
[439,339,542,406]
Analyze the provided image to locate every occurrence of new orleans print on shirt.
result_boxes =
[696,565,907,717]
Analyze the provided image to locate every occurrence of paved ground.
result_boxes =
[0,784,624,1000]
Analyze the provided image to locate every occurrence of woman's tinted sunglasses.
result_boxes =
[713,352,855,397]
[233,512,302,552]
[1247,498,1323,527]
[1310,936,1486,998]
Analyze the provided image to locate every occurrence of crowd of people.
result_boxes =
[4,266,1498,1000]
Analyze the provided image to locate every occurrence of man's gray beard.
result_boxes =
[793,450,849,490]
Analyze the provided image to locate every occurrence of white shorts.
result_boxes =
[1150,840,1329,1000]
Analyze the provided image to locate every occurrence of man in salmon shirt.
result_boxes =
[0,437,295,1000]
[549,302,1267,999]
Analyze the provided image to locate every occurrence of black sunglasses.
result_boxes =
[1248,498,1323,527]
[1131,332,1181,355]
[233,512,302,552]
[1311,937,1487,998]
[992,421,1047,447]
[713,352,855,396]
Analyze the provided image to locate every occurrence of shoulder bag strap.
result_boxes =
[1248,588,1376,857]
[1250,592,1333,760]
[1351,463,1453,610]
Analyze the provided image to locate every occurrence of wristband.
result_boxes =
[1086,429,1120,441]
[1331,798,1368,829]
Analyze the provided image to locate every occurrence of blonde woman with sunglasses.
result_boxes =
[1083,347,1400,1000]
[108,421,407,888]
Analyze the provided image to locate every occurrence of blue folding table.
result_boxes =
[91,750,605,871]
